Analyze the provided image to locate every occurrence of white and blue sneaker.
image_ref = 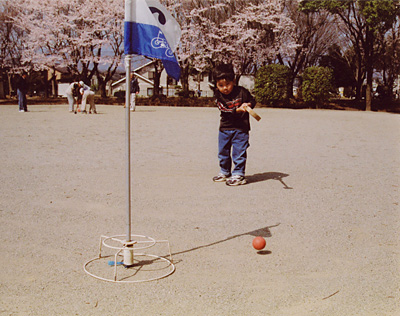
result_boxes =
[226,175,247,186]
[213,173,230,182]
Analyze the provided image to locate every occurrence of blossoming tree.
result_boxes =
[11,0,124,97]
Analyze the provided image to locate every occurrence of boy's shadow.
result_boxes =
[246,172,292,189]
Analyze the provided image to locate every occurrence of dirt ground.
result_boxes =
[0,104,399,316]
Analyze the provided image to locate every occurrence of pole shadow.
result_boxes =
[246,172,293,189]
[133,109,156,113]
[171,223,280,258]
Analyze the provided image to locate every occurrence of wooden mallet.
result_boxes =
[245,105,261,121]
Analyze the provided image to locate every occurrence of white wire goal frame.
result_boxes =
[84,235,175,283]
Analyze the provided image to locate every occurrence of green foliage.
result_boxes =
[300,0,398,30]
[299,0,348,14]
[254,64,292,105]
[358,0,398,28]
[301,66,335,105]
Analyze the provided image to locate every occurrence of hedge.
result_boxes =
[254,64,292,105]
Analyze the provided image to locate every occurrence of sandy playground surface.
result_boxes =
[0,104,399,315]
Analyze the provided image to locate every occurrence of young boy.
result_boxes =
[213,63,256,186]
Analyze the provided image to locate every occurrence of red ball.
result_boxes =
[252,236,266,250]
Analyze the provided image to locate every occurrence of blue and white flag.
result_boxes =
[124,0,181,81]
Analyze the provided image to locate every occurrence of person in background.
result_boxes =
[65,82,80,112]
[74,83,82,113]
[130,74,140,112]
[16,72,29,112]
[79,81,94,113]
[80,87,96,114]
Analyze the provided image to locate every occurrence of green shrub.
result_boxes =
[254,64,292,105]
[301,66,336,106]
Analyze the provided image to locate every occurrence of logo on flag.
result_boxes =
[124,0,181,81]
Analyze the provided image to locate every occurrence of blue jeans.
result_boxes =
[218,130,249,177]
[17,89,27,111]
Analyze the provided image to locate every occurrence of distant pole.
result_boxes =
[125,55,132,243]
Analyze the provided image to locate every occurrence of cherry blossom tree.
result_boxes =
[0,1,25,70]
[167,0,202,94]
[5,0,310,100]
[0,1,27,97]
[11,0,125,97]
[218,0,297,79]
[88,0,125,97]
[174,0,296,90]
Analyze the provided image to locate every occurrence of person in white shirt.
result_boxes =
[79,81,96,114]
[65,82,80,112]
[79,85,96,114]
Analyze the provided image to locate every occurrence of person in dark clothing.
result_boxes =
[73,83,82,113]
[16,72,29,112]
[130,74,140,111]
[212,63,256,186]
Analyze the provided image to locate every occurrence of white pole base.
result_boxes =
[84,234,175,283]
[123,243,135,267]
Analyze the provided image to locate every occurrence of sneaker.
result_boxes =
[19,110,24,112]
[213,173,229,182]
[226,175,247,186]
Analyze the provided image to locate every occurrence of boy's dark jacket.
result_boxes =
[131,77,140,94]
[215,85,256,132]
[16,76,28,94]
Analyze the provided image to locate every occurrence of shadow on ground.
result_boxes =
[246,172,292,189]
[172,224,280,258]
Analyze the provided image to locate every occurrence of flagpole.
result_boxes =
[83,0,178,282]
[124,54,134,266]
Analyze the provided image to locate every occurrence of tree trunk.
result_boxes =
[180,61,190,93]
[153,60,163,96]
[97,75,107,98]
[365,70,372,111]
[8,72,13,97]
[0,74,4,99]
[354,57,364,101]
[99,83,107,98]
[365,85,372,111]
[287,74,295,99]
[365,27,373,111]
[51,72,56,97]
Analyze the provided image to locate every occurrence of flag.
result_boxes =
[124,0,181,81]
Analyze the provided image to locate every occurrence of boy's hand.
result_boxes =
[237,103,251,113]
